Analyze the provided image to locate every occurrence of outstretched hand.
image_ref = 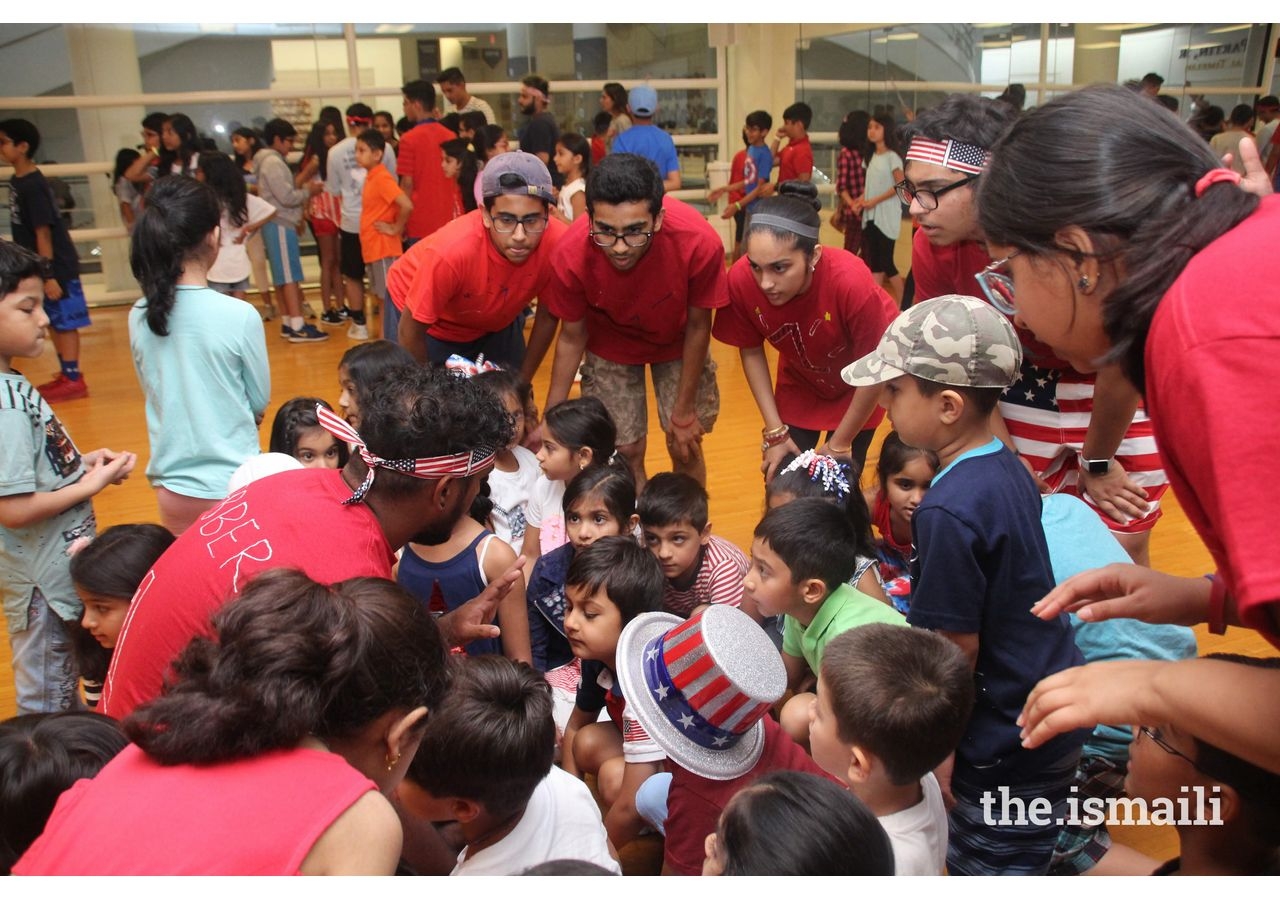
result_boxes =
[437,554,526,648]
[1029,562,1211,627]
[1018,659,1164,749]
[1220,135,1273,198]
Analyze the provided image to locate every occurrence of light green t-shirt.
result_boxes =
[782,582,908,674]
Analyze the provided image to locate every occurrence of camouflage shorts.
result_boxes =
[579,352,720,446]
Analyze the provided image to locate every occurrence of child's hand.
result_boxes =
[82,449,137,491]
[306,181,324,196]
[707,186,725,202]
[374,221,402,236]
[44,278,64,301]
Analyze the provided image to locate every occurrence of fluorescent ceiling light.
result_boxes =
[1207,24,1253,34]
[1080,41,1122,50]
[374,24,414,34]
[1094,23,1156,32]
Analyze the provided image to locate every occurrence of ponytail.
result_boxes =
[125,570,448,765]
[129,176,221,336]
[744,181,822,256]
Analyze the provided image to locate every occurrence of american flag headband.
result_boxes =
[905,137,991,175]
[315,404,495,505]
[780,450,850,503]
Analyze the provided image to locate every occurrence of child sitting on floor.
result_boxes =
[809,623,974,874]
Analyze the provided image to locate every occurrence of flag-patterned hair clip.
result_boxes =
[315,404,495,505]
[780,450,851,502]
[905,136,991,175]
[444,353,501,378]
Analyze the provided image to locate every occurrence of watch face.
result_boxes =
[1087,459,1109,475]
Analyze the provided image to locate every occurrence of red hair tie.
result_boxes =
[1194,167,1241,197]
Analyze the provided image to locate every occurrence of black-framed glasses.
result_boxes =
[974,253,1018,316]
[589,228,654,249]
[895,173,980,211]
[1139,726,1202,770]
[489,213,548,235]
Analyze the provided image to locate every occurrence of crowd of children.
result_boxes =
[2,81,1279,879]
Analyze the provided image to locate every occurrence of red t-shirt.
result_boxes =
[910,229,1071,370]
[662,716,838,875]
[101,469,395,719]
[1144,194,1280,646]
[385,210,568,343]
[396,119,457,240]
[543,196,729,365]
[714,247,897,431]
[777,136,813,184]
[14,745,376,875]
[727,149,747,204]
[359,163,404,263]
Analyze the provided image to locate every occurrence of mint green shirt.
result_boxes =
[783,582,908,673]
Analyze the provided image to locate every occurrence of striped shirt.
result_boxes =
[662,535,749,618]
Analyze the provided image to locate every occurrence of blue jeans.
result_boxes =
[8,588,80,714]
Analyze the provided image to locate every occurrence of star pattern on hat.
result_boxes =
[712,736,729,747]
[678,713,695,729]
[653,684,670,700]
[646,647,659,661]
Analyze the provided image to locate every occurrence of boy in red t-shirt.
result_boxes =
[357,128,412,341]
[772,101,814,185]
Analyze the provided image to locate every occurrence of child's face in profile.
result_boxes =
[0,276,50,368]
[563,584,622,665]
[498,390,525,449]
[441,154,461,180]
[78,587,130,649]
[536,427,585,482]
[294,425,342,469]
[566,492,630,550]
[808,675,852,786]
[878,376,940,452]
[742,537,801,619]
[338,365,361,429]
[642,519,708,584]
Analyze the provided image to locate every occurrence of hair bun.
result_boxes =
[777,180,821,211]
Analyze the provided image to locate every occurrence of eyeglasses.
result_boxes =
[974,253,1018,316]
[895,173,980,211]
[489,213,548,235]
[1139,726,1202,770]
[589,228,654,249]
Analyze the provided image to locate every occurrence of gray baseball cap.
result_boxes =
[480,151,555,203]
[841,294,1022,388]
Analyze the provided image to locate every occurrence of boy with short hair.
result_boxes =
[356,128,412,342]
[771,101,814,185]
[559,535,666,850]
[253,117,327,343]
[841,293,1088,876]
[398,655,619,875]
[707,110,773,258]
[0,240,135,713]
[810,623,975,875]
[745,498,906,744]
[0,119,91,401]
[636,471,751,620]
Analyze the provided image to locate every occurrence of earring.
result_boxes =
[385,753,401,772]
[1077,275,1091,290]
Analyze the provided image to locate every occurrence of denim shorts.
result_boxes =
[44,278,91,332]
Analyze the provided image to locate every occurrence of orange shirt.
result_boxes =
[359,164,404,263]
[386,210,568,343]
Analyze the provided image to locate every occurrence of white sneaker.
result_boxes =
[347,322,370,341]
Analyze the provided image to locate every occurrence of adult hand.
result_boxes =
[761,436,802,482]
[815,439,855,472]
[81,449,137,490]
[436,554,526,648]
[1221,135,1273,198]
[1018,659,1165,749]
[1029,562,1211,627]
[666,417,705,465]
[1078,461,1149,526]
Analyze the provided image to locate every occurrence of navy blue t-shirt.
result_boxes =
[907,439,1086,781]
[8,170,80,283]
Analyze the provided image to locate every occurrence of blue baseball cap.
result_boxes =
[629,85,658,117]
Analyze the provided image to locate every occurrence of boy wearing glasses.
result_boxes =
[842,294,1087,876]
[388,152,567,370]
[541,153,727,490]
[902,95,1168,569]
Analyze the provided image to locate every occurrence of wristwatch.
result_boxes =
[1079,454,1111,476]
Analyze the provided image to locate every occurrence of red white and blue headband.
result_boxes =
[905,136,991,175]
[778,450,851,503]
[316,403,495,505]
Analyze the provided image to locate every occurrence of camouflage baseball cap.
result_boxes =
[841,294,1022,388]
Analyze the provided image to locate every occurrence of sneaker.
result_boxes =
[347,322,370,341]
[301,301,318,319]
[260,301,277,322]
[36,373,89,402]
[280,323,295,339]
[287,323,330,343]
[319,309,346,326]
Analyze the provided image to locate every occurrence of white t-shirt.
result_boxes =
[525,475,567,555]
[326,136,397,233]
[487,445,540,553]
[451,766,621,875]
[557,177,585,221]
[878,772,947,876]
[209,193,276,284]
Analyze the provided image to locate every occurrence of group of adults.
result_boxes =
[81,80,1280,872]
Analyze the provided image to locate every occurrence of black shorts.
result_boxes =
[860,224,899,277]
[339,230,365,281]
[733,207,746,244]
